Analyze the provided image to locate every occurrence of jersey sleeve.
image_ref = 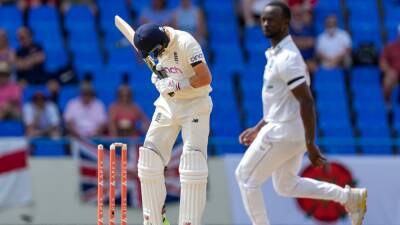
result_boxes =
[183,34,206,66]
[279,53,307,90]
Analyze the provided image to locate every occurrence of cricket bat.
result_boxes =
[114,15,174,96]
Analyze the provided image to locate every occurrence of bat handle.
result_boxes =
[155,69,175,97]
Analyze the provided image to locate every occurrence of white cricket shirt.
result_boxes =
[156,27,212,99]
[316,28,351,59]
[262,35,310,141]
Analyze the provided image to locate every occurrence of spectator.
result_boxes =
[0,29,15,66]
[290,5,316,73]
[22,91,61,137]
[0,0,19,5]
[241,0,316,27]
[242,0,273,27]
[0,62,21,120]
[61,0,96,14]
[64,83,107,138]
[139,0,173,25]
[287,0,317,9]
[172,0,207,46]
[109,85,149,137]
[380,25,400,105]
[17,0,42,11]
[316,15,352,69]
[15,27,47,85]
[15,0,60,10]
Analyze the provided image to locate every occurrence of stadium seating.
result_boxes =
[240,59,264,127]
[313,67,355,153]
[0,121,24,136]
[211,79,244,154]
[59,86,80,112]
[64,5,96,32]
[347,0,382,49]
[313,0,343,33]
[0,0,396,155]
[28,6,60,30]
[348,66,392,154]
[392,106,400,133]
[383,0,400,41]
[22,85,49,103]
[0,5,23,48]
[30,138,68,156]
[73,50,103,78]
[27,5,69,73]
[211,80,241,134]
[45,48,69,73]
[98,1,129,32]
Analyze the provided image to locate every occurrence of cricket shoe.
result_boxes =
[344,185,368,225]
[162,205,170,225]
[162,214,170,225]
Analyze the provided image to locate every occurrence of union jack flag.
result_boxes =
[75,139,182,208]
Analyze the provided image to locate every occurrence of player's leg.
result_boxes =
[272,150,367,225]
[235,131,306,225]
[272,152,348,201]
[178,100,211,225]
[138,107,180,225]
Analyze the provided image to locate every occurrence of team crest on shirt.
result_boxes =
[154,112,162,123]
[174,52,179,64]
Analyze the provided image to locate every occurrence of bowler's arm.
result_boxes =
[291,82,316,146]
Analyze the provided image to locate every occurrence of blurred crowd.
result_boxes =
[242,0,400,108]
[0,58,149,139]
[0,0,399,139]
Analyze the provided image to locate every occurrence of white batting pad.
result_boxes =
[138,147,166,225]
[179,150,208,225]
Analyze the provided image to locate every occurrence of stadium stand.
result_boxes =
[0,0,398,156]
[0,5,23,48]
[30,138,67,156]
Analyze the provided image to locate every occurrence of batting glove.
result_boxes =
[151,73,159,85]
[155,77,191,95]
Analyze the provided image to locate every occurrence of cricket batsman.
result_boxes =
[133,23,212,225]
[235,2,367,225]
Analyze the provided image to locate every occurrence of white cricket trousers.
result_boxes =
[235,125,349,225]
[139,95,212,225]
[144,95,212,161]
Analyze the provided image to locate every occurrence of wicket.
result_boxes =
[97,143,128,225]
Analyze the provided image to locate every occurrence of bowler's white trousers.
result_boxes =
[235,123,349,225]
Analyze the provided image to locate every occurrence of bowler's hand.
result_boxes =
[239,127,259,146]
[307,143,327,167]
[151,73,159,85]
